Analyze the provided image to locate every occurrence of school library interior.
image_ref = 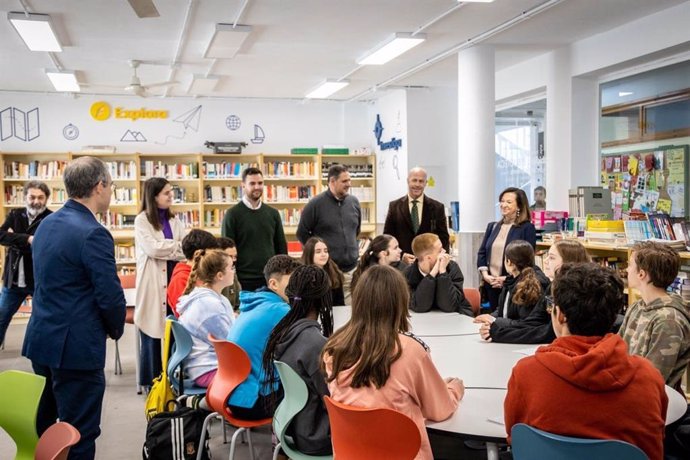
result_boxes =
[1,1,690,459]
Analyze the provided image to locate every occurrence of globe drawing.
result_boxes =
[226,115,241,130]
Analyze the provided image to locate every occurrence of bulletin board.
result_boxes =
[600,145,689,218]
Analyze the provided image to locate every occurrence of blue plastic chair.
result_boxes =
[511,423,648,460]
[168,319,207,396]
[271,361,333,460]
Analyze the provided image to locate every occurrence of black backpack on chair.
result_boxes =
[142,406,210,460]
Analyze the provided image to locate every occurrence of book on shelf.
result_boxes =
[141,160,199,179]
[177,210,200,228]
[96,211,136,229]
[623,220,654,243]
[646,213,677,240]
[4,160,67,179]
[204,185,242,203]
[264,185,315,202]
[202,161,258,179]
[262,161,315,178]
[112,187,138,204]
[321,162,373,179]
[106,160,137,179]
[203,208,227,228]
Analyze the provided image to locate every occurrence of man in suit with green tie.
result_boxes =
[383,167,449,264]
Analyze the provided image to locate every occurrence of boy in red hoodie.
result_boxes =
[167,229,219,317]
[505,263,668,460]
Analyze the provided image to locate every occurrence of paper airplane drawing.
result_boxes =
[174,105,202,131]
[251,124,265,144]
[121,130,147,142]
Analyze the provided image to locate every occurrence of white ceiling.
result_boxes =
[0,0,687,100]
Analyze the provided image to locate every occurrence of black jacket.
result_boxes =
[383,194,449,255]
[476,220,536,274]
[489,266,555,344]
[405,260,473,316]
[0,207,52,290]
[273,319,332,456]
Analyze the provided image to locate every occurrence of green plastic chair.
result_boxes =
[271,361,333,460]
[0,370,47,460]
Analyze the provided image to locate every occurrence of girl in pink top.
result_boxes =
[322,265,464,460]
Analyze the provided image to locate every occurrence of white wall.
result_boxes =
[0,93,371,154]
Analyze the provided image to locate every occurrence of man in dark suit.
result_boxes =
[23,156,126,460]
[383,167,449,263]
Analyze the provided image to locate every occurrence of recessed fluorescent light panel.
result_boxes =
[357,33,426,66]
[305,80,350,99]
[204,24,252,59]
[618,91,634,97]
[457,0,495,2]
[45,70,80,92]
[188,75,221,95]
[8,12,62,52]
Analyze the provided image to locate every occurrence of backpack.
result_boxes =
[145,320,176,421]
[142,406,210,460]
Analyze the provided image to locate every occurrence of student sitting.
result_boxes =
[505,263,668,460]
[301,237,345,306]
[262,265,334,456]
[619,241,690,392]
[168,229,219,317]
[226,255,301,419]
[177,249,235,387]
[217,236,242,310]
[350,234,408,292]
[405,233,472,316]
[474,240,552,343]
[322,265,464,460]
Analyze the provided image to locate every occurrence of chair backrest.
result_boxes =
[206,335,252,415]
[34,422,80,460]
[0,370,47,458]
[511,423,648,460]
[324,396,421,460]
[273,361,310,456]
[168,319,195,395]
[463,287,481,316]
[118,273,136,289]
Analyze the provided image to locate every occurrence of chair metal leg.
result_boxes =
[247,429,255,460]
[228,427,246,460]
[486,442,499,460]
[272,442,281,460]
[134,325,143,394]
[222,420,228,443]
[197,411,219,460]
[114,339,123,375]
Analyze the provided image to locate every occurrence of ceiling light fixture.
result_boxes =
[305,79,350,99]
[618,91,634,97]
[357,33,426,66]
[8,12,62,52]
[188,75,221,94]
[204,24,252,59]
[457,0,495,3]
[45,70,80,92]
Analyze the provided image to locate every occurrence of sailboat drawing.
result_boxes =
[251,124,265,144]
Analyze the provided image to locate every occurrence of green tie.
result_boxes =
[411,199,420,233]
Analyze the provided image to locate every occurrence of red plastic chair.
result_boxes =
[464,287,481,317]
[34,422,80,460]
[324,396,421,460]
[197,335,272,460]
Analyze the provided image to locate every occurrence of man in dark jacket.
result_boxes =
[405,233,472,316]
[0,180,52,346]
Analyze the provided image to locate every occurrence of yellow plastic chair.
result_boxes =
[0,370,47,459]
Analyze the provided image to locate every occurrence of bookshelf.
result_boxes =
[0,152,378,276]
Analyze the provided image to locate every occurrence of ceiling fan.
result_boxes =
[127,0,159,18]
[123,60,178,97]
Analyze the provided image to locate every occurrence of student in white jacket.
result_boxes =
[134,177,185,387]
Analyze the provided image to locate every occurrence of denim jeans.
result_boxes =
[0,285,33,346]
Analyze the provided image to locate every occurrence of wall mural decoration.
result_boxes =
[250,124,265,144]
[121,129,147,142]
[373,114,402,151]
[226,114,241,131]
[155,104,202,145]
[62,123,80,141]
[0,106,40,142]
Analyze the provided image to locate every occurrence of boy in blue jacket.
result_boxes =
[226,254,301,419]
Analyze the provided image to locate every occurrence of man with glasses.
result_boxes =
[0,181,52,347]
[22,156,126,460]
[505,263,668,460]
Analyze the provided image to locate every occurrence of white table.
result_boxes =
[332,306,480,337]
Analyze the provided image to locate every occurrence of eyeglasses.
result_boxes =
[102,180,117,192]
[545,295,555,314]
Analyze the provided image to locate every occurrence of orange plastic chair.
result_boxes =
[464,287,481,317]
[196,335,272,460]
[324,396,421,460]
[34,422,80,460]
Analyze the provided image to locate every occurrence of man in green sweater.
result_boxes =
[222,167,287,291]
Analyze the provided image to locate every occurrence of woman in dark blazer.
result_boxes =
[476,187,536,311]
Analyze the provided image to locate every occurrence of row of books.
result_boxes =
[118,266,135,275]
[262,161,316,178]
[171,185,198,203]
[112,188,138,204]
[670,273,690,302]
[202,162,258,179]
[278,208,303,226]
[204,185,242,203]
[97,212,136,229]
[350,186,374,202]
[177,210,201,228]
[203,208,227,228]
[114,243,135,261]
[105,161,137,179]
[4,186,66,205]
[4,160,67,179]
[646,213,677,240]
[265,185,316,202]
[140,161,199,179]
[321,162,373,178]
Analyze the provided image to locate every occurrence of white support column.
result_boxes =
[571,76,600,186]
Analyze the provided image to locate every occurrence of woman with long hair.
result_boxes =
[134,177,185,387]
[322,265,464,460]
[350,234,406,292]
[301,236,345,305]
[262,265,334,456]
[476,187,536,311]
[177,249,236,387]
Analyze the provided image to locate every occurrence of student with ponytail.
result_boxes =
[301,237,345,306]
[350,234,407,292]
[177,249,236,387]
[474,239,552,344]
[262,265,334,456]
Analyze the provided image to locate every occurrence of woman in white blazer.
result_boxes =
[134,177,185,387]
